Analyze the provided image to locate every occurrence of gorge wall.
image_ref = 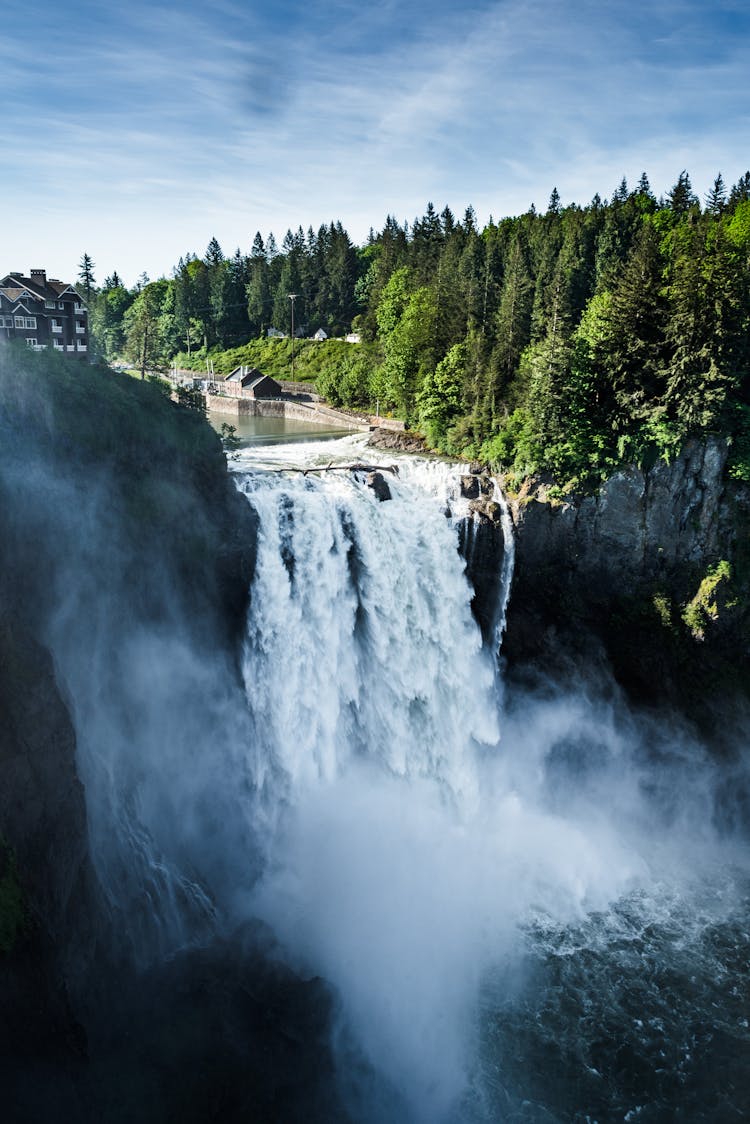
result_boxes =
[501,437,750,728]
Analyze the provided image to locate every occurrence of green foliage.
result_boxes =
[219,422,241,458]
[176,386,207,415]
[682,560,733,639]
[0,841,26,954]
[417,342,466,447]
[0,343,220,479]
[478,408,542,479]
[123,281,170,377]
[379,284,438,420]
[174,337,371,384]
[316,351,373,409]
[728,405,750,481]
[652,592,675,631]
[80,171,750,489]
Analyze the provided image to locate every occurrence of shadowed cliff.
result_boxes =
[0,346,347,1122]
[501,437,750,736]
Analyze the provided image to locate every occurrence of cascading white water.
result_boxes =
[232,436,649,1121]
[237,442,504,814]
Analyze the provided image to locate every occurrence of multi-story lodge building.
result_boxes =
[0,269,89,358]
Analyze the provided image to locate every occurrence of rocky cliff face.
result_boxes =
[0,354,348,1122]
[511,438,730,588]
[0,600,95,1118]
[501,437,750,724]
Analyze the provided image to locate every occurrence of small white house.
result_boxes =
[313,328,328,341]
[267,327,286,339]
[345,332,361,344]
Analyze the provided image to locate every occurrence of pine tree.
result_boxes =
[78,253,95,301]
[728,171,750,211]
[491,229,533,409]
[705,174,727,214]
[598,223,669,430]
[667,171,698,215]
[663,220,733,432]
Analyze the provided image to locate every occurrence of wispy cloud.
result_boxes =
[5,0,750,282]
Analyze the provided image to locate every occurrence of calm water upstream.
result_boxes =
[207,411,357,446]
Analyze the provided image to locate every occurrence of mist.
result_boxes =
[2,354,749,1120]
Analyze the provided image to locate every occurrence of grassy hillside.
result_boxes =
[173,337,372,383]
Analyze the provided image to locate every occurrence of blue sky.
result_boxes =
[6,0,749,285]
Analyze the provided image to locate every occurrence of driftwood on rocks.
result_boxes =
[281,462,399,477]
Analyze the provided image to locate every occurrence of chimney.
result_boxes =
[30,269,47,287]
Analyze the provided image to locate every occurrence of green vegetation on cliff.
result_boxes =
[682,560,735,640]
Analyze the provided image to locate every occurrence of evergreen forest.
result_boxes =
[85,170,750,489]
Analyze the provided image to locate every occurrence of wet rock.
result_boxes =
[366,471,392,502]
[460,474,495,500]
[460,474,480,499]
[468,498,503,524]
[509,436,730,585]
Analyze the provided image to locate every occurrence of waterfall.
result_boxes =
[236,442,509,816]
[232,438,640,1121]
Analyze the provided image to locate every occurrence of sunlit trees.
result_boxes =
[123,282,168,378]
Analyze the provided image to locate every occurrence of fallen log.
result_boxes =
[279,462,399,476]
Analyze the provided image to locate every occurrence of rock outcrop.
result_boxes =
[510,438,730,587]
[367,428,428,454]
[502,437,750,723]
[366,470,392,501]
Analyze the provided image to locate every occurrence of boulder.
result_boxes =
[468,498,503,524]
[460,474,495,500]
[366,471,392,502]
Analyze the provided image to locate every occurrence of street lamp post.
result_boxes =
[290,294,296,382]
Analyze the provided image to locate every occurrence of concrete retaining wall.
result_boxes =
[205,395,371,431]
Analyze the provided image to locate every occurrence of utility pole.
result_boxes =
[290,294,296,382]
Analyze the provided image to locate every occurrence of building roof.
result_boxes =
[0,272,84,305]
[225,365,264,383]
[248,374,280,389]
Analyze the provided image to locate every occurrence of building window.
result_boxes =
[15,316,37,329]
[58,301,64,309]
[45,300,55,308]
[25,338,37,347]
[0,316,12,328]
